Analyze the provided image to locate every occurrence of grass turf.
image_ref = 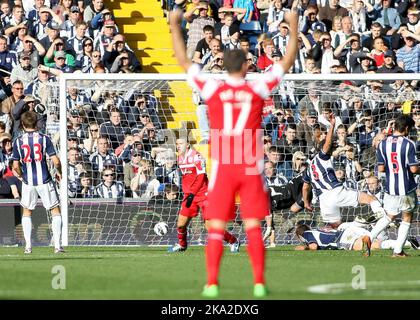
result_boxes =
[0,246,419,299]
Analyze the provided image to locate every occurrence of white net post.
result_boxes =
[58,72,420,246]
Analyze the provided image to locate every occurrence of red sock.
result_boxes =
[246,226,265,285]
[223,230,237,244]
[177,227,187,248]
[206,229,225,286]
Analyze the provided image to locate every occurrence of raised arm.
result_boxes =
[170,10,193,72]
[322,113,336,154]
[279,7,299,72]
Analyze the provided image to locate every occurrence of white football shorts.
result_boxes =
[319,186,359,223]
[21,181,60,211]
[337,226,370,250]
[383,191,417,216]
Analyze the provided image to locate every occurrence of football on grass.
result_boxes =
[154,222,168,236]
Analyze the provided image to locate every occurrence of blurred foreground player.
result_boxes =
[170,6,299,298]
[12,111,64,254]
[168,138,240,253]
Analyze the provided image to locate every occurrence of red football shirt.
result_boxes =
[178,148,208,196]
[187,63,284,173]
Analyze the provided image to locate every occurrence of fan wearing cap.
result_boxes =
[377,49,403,73]
[38,21,61,52]
[19,34,46,67]
[61,5,84,39]
[296,108,319,146]
[68,108,89,141]
[93,18,117,57]
[44,37,76,69]
[223,23,241,51]
[91,8,118,34]
[31,6,63,41]
[10,52,38,88]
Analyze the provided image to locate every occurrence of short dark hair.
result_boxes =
[394,114,415,133]
[268,145,281,153]
[21,111,38,129]
[295,224,310,238]
[202,25,214,33]
[363,109,372,117]
[224,49,247,73]
[164,184,179,194]
[321,102,332,113]
[239,36,249,44]
[287,123,297,131]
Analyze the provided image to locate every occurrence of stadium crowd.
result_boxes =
[0,0,419,201]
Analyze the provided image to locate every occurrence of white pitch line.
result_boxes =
[308,280,420,295]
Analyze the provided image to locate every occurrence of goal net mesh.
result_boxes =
[57,75,420,246]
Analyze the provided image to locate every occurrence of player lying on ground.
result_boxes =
[170,3,299,298]
[263,166,311,246]
[294,223,419,256]
[168,138,240,253]
[11,111,64,254]
[302,113,387,229]
[370,115,420,258]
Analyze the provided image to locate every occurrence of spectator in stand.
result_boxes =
[0,1,11,27]
[130,159,160,199]
[95,167,125,198]
[76,172,95,198]
[257,38,276,71]
[47,50,74,73]
[347,109,380,154]
[267,0,289,35]
[263,106,287,143]
[93,19,116,57]
[61,5,85,39]
[361,21,383,50]
[66,21,89,56]
[67,146,84,195]
[52,0,75,23]
[32,6,62,41]
[99,107,130,150]
[83,121,100,154]
[185,2,215,59]
[264,160,288,188]
[406,7,420,34]
[348,0,367,34]
[275,123,307,162]
[334,33,368,72]
[19,34,45,67]
[367,0,401,41]
[0,36,17,75]
[216,11,234,46]
[74,37,94,71]
[318,102,343,129]
[154,151,181,188]
[296,108,318,148]
[311,32,336,74]
[68,108,89,140]
[10,52,38,88]
[318,0,349,31]
[192,24,215,63]
[301,5,327,35]
[266,145,293,180]
[220,0,255,23]
[4,5,29,40]
[396,29,420,73]
[271,21,291,56]
[91,8,119,38]
[103,34,141,72]
[291,151,307,177]
[1,79,24,119]
[123,148,143,196]
[368,36,387,67]
[377,49,403,73]
[349,51,375,74]
[89,136,120,175]
[84,0,106,25]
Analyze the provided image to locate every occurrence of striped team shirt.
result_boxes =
[11,131,56,186]
[303,151,343,196]
[376,135,418,196]
[300,229,343,250]
[94,181,125,198]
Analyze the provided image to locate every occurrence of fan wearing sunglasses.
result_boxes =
[95,168,124,198]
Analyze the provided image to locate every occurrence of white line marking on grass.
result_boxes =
[308,280,420,295]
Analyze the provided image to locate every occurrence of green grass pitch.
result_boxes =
[0,246,419,299]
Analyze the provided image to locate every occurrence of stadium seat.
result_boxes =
[239,21,262,33]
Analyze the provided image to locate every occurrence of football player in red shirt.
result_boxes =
[168,138,240,253]
[170,6,298,298]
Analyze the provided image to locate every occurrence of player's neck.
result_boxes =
[392,130,405,137]
[24,129,36,132]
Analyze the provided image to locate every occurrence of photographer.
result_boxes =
[11,95,47,136]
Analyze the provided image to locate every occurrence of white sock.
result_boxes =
[380,239,395,249]
[370,215,392,241]
[22,216,32,249]
[379,239,411,250]
[393,221,410,254]
[370,200,385,217]
[52,215,62,249]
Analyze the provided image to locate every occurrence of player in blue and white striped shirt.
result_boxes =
[302,112,386,233]
[11,111,64,254]
[370,115,419,257]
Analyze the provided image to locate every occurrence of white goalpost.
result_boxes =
[58,72,420,247]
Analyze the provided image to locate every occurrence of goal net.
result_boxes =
[55,73,420,247]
